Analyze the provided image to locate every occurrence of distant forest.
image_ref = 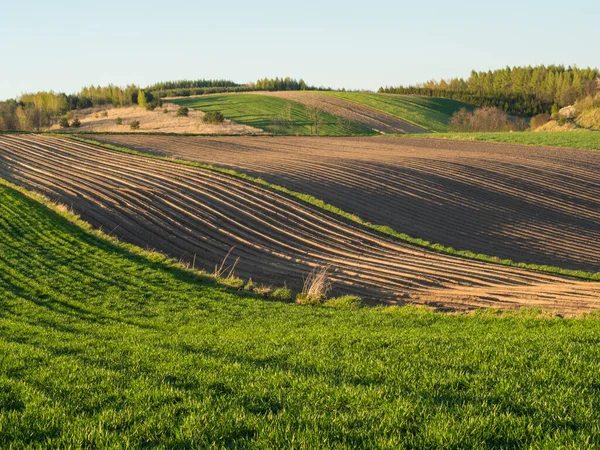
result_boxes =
[0,77,317,131]
[380,66,600,115]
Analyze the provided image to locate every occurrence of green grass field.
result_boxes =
[398,131,600,151]
[170,94,376,136]
[316,92,473,132]
[3,180,600,448]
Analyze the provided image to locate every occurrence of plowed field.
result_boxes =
[87,134,600,274]
[1,134,599,314]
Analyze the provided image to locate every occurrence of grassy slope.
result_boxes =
[170,94,377,136]
[317,92,473,132]
[3,182,600,448]
[399,131,600,151]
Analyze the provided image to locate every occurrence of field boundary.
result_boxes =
[393,132,600,151]
[63,135,600,282]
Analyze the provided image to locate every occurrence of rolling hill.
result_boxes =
[3,179,600,447]
[169,94,376,136]
[316,91,473,132]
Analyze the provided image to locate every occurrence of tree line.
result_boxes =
[0,77,321,131]
[380,65,600,115]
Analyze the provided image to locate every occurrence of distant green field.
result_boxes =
[401,131,600,151]
[317,91,473,132]
[171,94,376,136]
[3,180,600,448]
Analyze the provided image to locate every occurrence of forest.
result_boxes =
[380,66,599,115]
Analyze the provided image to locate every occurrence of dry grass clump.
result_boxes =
[296,265,332,305]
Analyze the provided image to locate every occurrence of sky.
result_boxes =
[1,0,598,100]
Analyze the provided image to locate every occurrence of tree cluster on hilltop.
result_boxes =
[380,66,599,115]
[0,77,323,131]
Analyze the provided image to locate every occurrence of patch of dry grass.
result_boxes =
[49,104,264,134]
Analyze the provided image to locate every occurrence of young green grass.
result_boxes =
[2,180,600,448]
[397,130,600,151]
[170,93,377,136]
[316,91,473,132]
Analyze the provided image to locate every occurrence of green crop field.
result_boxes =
[316,92,473,132]
[399,131,600,151]
[2,180,600,448]
[170,94,376,136]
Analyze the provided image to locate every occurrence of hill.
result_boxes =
[88,134,600,277]
[169,94,376,136]
[256,91,429,134]
[3,172,600,447]
[315,92,472,132]
[3,134,600,314]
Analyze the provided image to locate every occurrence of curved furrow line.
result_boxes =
[88,135,600,272]
[3,134,600,312]
[7,136,536,288]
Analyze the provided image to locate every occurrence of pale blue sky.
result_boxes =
[1,0,598,100]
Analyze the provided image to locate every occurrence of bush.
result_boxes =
[270,287,292,301]
[176,107,189,117]
[71,118,81,128]
[530,114,551,130]
[115,117,123,125]
[449,107,527,132]
[59,117,70,128]
[163,108,169,114]
[101,110,108,118]
[129,120,140,130]
[203,111,225,124]
[146,104,156,111]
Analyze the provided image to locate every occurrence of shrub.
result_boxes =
[129,120,140,130]
[325,295,364,310]
[203,111,225,124]
[71,118,81,128]
[146,104,156,111]
[101,110,108,117]
[270,287,292,301]
[176,107,189,117]
[576,107,600,130]
[163,108,169,114]
[59,117,70,128]
[530,114,551,130]
[449,107,527,132]
[115,117,123,125]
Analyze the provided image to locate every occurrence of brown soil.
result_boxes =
[255,91,429,134]
[87,134,600,274]
[1,134,600,315]
[48,104,264,134]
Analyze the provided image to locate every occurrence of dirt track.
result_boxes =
[256,91,429,134]
[1,134,599,314]
[88,134,600,274]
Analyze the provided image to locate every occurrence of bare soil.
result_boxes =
[1,134,600,315]
[87,134,600,274]
[255,91,429,134]
[48,104,264,134]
